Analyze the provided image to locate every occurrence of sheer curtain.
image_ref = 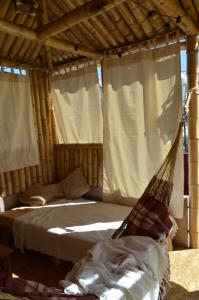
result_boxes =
[103,45,183,218]
[0,72,39,172]
[51,63,102,144]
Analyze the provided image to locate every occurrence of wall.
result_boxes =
[55,144,103,187]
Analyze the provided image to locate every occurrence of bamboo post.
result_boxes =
[79,148,84,174]
[30,166,38,184]
[25,167,32,188]
[74,149,79,168]
[69,149,74,173]
[97,147,103,187]
[32,70,47,183]
[18,169,26,191]
[60,147,65,179]
[5,172,13,195]
[38,70,51,182]
[92,148,98,187]
[64,147,69,177]
[88,148,92,186]
[11,170,20,194]
[188,36,199,248]
[0,173,7,196]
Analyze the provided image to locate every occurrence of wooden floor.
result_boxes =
[10,248,199,299]
[11,250,73,287]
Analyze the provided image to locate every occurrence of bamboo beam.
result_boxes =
[151,0,199,36]
[0,17,101,59]
[0,57,38,68]
[37,0,126,40]
[188,36,199,248]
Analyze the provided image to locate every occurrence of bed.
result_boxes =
[0,197,132,262]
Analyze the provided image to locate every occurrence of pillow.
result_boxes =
[61,168,90,199]
[40,183,64,203]
[18,183,65,207]
[83,187,102,201]
[118,193,173,240]
[18,183,46,207]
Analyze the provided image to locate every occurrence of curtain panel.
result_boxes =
[51,63,102,144]
[0,72,39,172]
[103,45,183,218]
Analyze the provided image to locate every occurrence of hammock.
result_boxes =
[112,119,183,240]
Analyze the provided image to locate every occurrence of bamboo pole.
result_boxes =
[107,8,135,43]
[92,149,98,186]
[44,74,55,181]
[74,149,79,168]
[4,172,13,195]
[37,0,126,40]
[30,166,37,184]
[0,17,101,59]
[64,148,69,178]
[29,69,43,184]
[32,70,47,183]
[38,70,50,183]
[11,170,20,194]
[87,148,92,186]
[0,173,7,197]
[18,169,26,191]
[151,0,199,36]
[25,167,32,188]
[98,148,103,187]
[60,147,65,179]
[187,36,199,248]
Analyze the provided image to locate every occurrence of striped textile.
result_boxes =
[121,193,173,239]
[3,278,99,300]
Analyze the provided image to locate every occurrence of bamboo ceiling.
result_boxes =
[0,0,198,68]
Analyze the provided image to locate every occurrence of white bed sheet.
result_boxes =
[13,198,132,262]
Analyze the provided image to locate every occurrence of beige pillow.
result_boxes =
[18,183,46,206]
[61,168,90,199]
[41,183,64,203]
[18,183,65,206]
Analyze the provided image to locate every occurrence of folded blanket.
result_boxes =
[60,235,168,300]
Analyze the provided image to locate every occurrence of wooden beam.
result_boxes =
[38,0,53,69]
[0,17,101,59]
[187,36,199,248]
[151,0,199,36]
[37,0,126,40]
[0,57,41,69]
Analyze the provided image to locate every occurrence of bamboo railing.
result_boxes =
[55,144,103,187]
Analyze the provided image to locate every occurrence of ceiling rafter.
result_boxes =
[37,0,127,40]
[151,0,199,36]
[0,17,102,59]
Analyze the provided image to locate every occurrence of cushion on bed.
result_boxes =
[83,187,102,201]
[121,193,173,239]
[18,183,46,206]
[40,183,64,202]
[61,168,90,199]
[18,183,64,206]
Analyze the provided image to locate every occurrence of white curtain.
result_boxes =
[0,72,39,172]
[103,45,183,218]
[51,63,102,143]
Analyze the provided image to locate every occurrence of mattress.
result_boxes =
[11,198,132,262]
[0,207,33,234]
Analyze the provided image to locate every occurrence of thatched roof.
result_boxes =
[0,0,198,68]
